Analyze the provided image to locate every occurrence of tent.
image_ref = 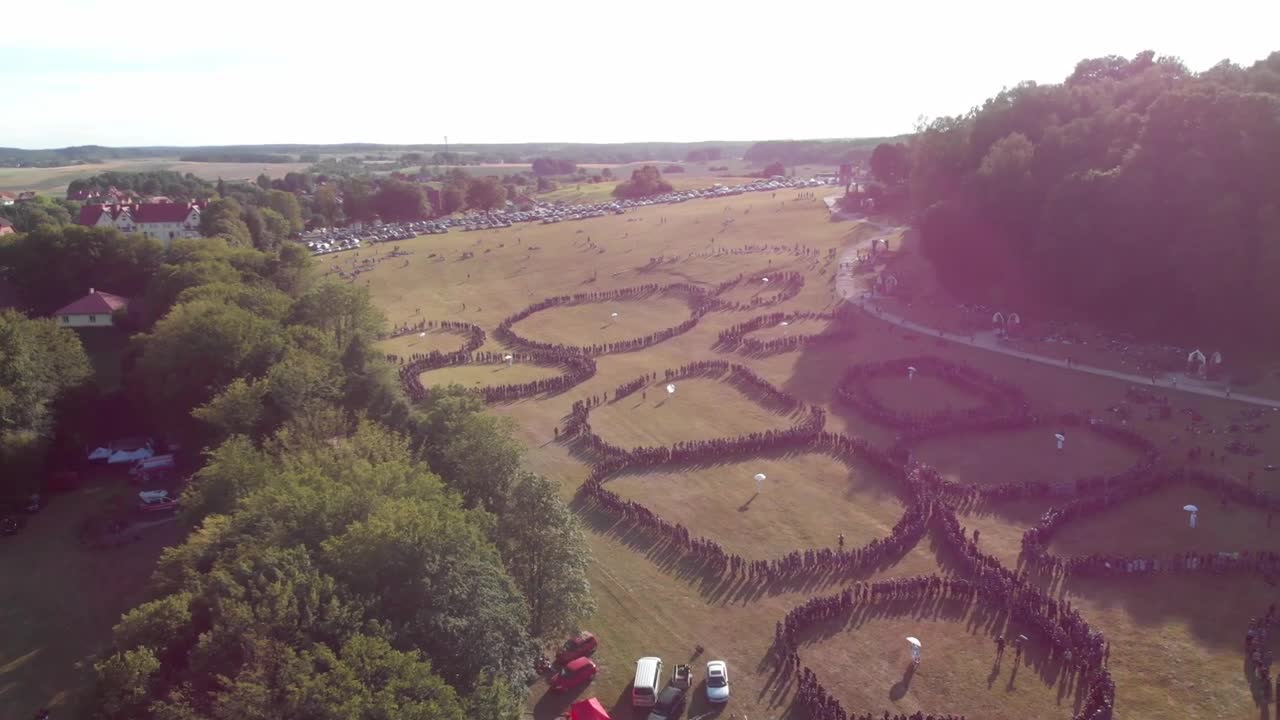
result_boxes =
[569,697,611,720]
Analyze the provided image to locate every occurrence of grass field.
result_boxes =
[0,159,313,195]
[377,328,472,357]
[418,362,566,390]
[606,452,905,559]
[312,181,1280,719]
[913,427,1146,488]
[0,484,185,719]
[509,296,694,348]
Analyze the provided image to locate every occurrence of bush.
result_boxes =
[612,166,674,199]
[662,164,685,173]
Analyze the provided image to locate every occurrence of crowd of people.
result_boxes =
[383,320,485,364]
[716,309,858,355]
[1245,609,1278,699]
[399,348,596,403]
[323,247,412,283]
[702,270,806,311]
[494,282,713,356]
[1021,468,1280,579]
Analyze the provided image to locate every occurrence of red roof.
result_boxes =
[76,202,200,227]
[133,203,197,223]
[54,289,129,316]
[77,205,113,225]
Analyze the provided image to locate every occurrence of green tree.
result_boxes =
[498,473,595,638]
[612,165,674,199]
[465,177,507,211]
[313,185,342,226]
[265,190,304,234]
[256,173,272,190]
[199,198,253,246]
[94,647,161,719]
[761,161,786,177]
[374,180,431,221]
[869,142,910,186]
[191,380,268,447]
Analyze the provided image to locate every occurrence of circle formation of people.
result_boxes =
[717,308,858,355]
[391,309,1280,718]
[563,353,1128,719]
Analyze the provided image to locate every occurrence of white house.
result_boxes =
[77,201,202,246]
[53,288,129,328]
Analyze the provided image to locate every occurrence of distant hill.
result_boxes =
[0,139,895,169]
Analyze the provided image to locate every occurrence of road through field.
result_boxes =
[835,224,1280,410]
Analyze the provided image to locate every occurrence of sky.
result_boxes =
[2,0,1278,149]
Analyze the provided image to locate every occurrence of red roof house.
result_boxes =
[0,218,14,236]
[53,288,130,328]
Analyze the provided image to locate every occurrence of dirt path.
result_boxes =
[835,227,1280,410]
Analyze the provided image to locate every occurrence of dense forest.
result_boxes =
[744,138,900,166]
[0,222,595,718]
[902,50,1280,350]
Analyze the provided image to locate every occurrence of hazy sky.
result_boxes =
[3,0,1277,149]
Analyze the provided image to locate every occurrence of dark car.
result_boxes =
[1,514,26,536]
[549,657,597,692]
[555,631,598,665]
[647,685,685,720]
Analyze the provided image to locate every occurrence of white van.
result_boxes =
[632,656,664,707]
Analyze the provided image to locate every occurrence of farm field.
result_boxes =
[349,182,1280,720]
[0,159,312,195]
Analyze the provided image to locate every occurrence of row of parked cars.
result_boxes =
[302,174,836,255]
[546,631,730,718]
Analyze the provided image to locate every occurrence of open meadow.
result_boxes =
[0,159,313,195]
[352,184,1280,720]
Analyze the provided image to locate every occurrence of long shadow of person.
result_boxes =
[739,493,759,512]
[889,661,917,701]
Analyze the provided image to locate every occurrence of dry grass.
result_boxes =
[863,375,988,417]
[914,427,1146,488]
[0,158,312,195]
[376,328,471,357]
[605,452,905,558]
[509,296,694,349]
[418,362,565,390]
[586,376,800,447]
[352,186,1280,720]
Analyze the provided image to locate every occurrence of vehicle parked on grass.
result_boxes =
[138,489,178,513]
[705,660,730,703]
[549,657,598,692]
[646,685,685,720]
[555,631,598,665]
[632,656,664,707]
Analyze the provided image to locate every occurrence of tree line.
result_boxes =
[0,221,595,718]
[897,49,1280,352]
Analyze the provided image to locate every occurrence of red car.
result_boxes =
[555,631,598,665]
[550,657,597,692]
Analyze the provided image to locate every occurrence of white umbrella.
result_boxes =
[906,366,917,380]
[418,332,427,338]
[906,637,921,648]
[1054,433,1066,450]
[754,473,767,482]
[611,312,619,319]
[761,277,770,283]
[780,321,790,327]
[666,383,676,395]
[1183,504,1198,512]
[504,354,514,366]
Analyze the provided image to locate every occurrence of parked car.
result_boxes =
[671,663,692,689]
[0,514,26,536]
[549,657,597,692]
[555,631,598,665]
[646,685,685,720]
[705,660,730,703]
[138,490,178,513]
